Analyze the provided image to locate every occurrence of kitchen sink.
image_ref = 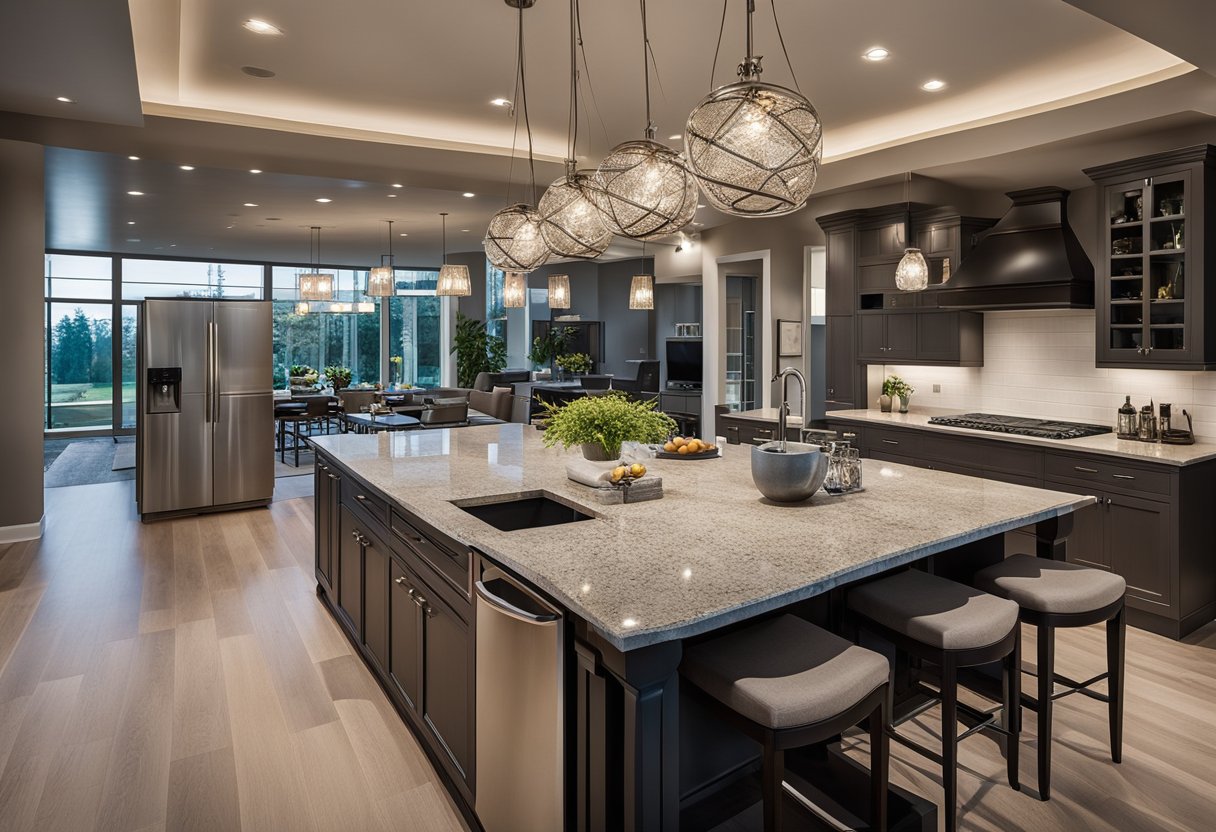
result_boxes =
[453,493,594,532]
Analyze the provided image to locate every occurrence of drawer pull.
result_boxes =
[326,473,338,480]
[1074,466,1099,474]
[355,494,368,502]
[395,576,409,587]
[881,439,900,445]
[1112,474,1136,480]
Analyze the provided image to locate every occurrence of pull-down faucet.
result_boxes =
[773,367,806,453]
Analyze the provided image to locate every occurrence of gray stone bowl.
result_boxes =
[750,441,829,503]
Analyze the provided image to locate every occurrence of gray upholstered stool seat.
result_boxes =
[974,554,1127,614]
[847,568,1019,651]
[682,614,889,730]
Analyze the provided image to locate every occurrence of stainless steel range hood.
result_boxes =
[934,187,1094,310]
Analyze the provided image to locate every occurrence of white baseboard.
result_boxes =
[0,515,45,544]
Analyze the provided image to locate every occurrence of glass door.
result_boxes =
[118,303,138,431]
[1106,180,1147,360]
[1145,171,1189,361]
[46,301,118,429]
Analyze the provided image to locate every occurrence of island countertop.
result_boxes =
[312,424,1093,651]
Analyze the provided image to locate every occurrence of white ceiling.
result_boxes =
[4,0,1216,264]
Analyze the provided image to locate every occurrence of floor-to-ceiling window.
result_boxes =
[271,267,382,388]
[387,270,442,387]
[44,254,114,430]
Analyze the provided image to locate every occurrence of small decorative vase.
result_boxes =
[879,394,893,413]
[899,395,910,413]
[581,443,614,461]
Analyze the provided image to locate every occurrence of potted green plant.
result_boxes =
[541,391,677,460]
[289,364,318,387]
[881,374,915,413]
[528,325,574,371]
[451,312,506,389]
[555,352,593,377]
[324,365,353,391]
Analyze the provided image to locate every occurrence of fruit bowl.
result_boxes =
[750,441,828,503]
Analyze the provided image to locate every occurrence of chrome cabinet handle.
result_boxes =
[881,439,900,445]
[1113,473,1136,480]
[327,473,338,480]
[395,576,409,587]
[1074,466,1099,474]
[355,494,367,502]
[1106,497,1113,505]
[319,464,328,471]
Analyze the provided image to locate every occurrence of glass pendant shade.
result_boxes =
[436,264,472,297]
[365,262,395,297]
[594,140,698,240]
[298,272,335,301]
[628,273,655,310]
[538,170,612,259]
[503,270,528,308]
[895,248,929,292]
[485,203,549,272]
[548,274,571,309]
[686,81,822,217]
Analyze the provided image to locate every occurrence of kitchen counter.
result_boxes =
[313,424,1091,651]
[721,406,804,428]
[827,407,1216,466]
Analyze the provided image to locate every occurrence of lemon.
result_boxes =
[663,441,676,453]
[610,466,626,482]
[630,463,646,478]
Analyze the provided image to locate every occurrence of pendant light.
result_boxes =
[593,0,697,241]
[629,243,655,310]
[548,274,571,309]
[298,226,335,301]
[537,0,612,259]
[895,172,928,292]
[685,0,822,217]
[365,220,396,297]
[436,212,472,297]
[484,0,550,272]
[503,270,528,308]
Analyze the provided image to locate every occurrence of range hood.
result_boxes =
[934,187,1093,310]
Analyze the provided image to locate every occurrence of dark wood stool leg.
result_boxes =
[1004,627,1022,791]
[762,733,784,832]
[1108,604,1126,764]
[1037,624,1055,801]
[940,658,958,832]
[870,698,888,832]
[294,420,301,467]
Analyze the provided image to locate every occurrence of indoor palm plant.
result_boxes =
[541,392,677,460]
[452,312,506,388]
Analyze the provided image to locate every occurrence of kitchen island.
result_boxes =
[311,424,1092,830]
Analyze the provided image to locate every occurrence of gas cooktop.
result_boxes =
[927,413,1112,440]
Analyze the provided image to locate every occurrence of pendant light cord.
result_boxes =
[575,0,609,145]
[441,213,447,267]
[387,220,393,262]
[640,0,653,138]
[769,0,801,93]
[517,5,537,204]
[709,0,727,88]
[567,0,578,164]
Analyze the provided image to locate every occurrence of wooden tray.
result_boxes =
[654,449,721,461]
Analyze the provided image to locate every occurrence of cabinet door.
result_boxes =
[337,505,363,637]
[1043,480,1107,569]
[315,462,338,591]
[363,532,390,673]
[388,561,422,713]
[857,314,886,361]
[884,314,918,360]
[917,313,960,363]
[825,315,855,405]
[1102,178,1150,364]
[826,230,856,315]
[1144,170,1192,364]
[421,588,472,781]
[1107,493,1172,611]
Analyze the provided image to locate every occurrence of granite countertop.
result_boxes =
[313,425,1091,651]
[826,408,1216,466]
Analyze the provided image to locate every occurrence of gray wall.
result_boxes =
[0,139,45,538]
[451,250,487,322]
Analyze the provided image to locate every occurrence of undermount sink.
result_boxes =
[454,493,594,532]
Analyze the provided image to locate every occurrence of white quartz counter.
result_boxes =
[826,408,1216,466]
[313,424,1092,651]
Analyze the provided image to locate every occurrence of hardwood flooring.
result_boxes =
[0,480,466,832]
[1,480,1215,831]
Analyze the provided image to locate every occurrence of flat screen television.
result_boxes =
[665,339,703,388]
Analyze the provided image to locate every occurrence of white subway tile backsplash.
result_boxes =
[884,310,1216,437]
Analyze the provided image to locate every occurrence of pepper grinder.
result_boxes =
[1116,395,1137,439]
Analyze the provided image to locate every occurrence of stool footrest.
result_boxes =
[1021,666,1112,707]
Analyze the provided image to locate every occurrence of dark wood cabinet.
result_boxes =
[315,459,340,594]
[363,528,390,674]
[856,311,982,365]
[389,561,422,713]
[337,505,363,636]
[1107,492,1173,612]
[421,588,472,782]
[1085,145,1216,369]
[825,315,855,408]
[1042,480,1108,570]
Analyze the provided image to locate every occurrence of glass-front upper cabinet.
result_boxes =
[1087,146,1213,370]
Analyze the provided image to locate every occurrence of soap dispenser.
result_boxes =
[1116,395,1137,439]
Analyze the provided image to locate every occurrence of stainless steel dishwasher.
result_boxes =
[475,565,565,831]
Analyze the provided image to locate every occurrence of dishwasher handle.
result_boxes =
[475,568,560,625]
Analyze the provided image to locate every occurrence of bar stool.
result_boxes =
[973,554,1126,800]
[847,569,1021,832]
[681,614,890,831]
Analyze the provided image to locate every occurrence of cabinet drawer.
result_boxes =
[867,427,920,456]
[1044,455,1171,496]
[342,477,389,524]
[391,508,471,602]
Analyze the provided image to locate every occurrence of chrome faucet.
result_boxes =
[773,367,806,453]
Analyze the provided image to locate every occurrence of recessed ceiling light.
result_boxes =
[391,183,403,188]
[387,193,398,197]
[315,197,332,203]
[179,165,195,171]
[921,79,946,92]
[127,221,135,225]
[399,233,408,237]
[128,155,140,161]
[126,238,140,242]
[243,202,258,207]
[56,96,73,103]
[240,65,276,79]
[461,229,470,233]
[862,46,890,62]
[462,192,475,198]
[490,97,512,107]
[249,169,262,174]
[226,225,234,229]
[242,19,282,35]
[697,204,706,209]
[127,191,144,196]
[668,134,681,141]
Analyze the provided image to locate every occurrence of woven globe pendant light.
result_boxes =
[685,0,821,217]
[539,167,612,258]
[593,0,697,241]
[485,203,549,271]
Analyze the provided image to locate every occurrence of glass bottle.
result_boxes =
[1117,395,1137,439]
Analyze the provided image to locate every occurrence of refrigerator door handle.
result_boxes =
[212,319,221,422]
[204,320,213,423]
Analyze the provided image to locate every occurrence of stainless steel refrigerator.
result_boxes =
[137,298,273,521]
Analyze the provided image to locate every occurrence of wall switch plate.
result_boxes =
[932,384,941,393]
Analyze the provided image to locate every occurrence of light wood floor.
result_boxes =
[2,482,1215,831]
[0,481,467,832]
